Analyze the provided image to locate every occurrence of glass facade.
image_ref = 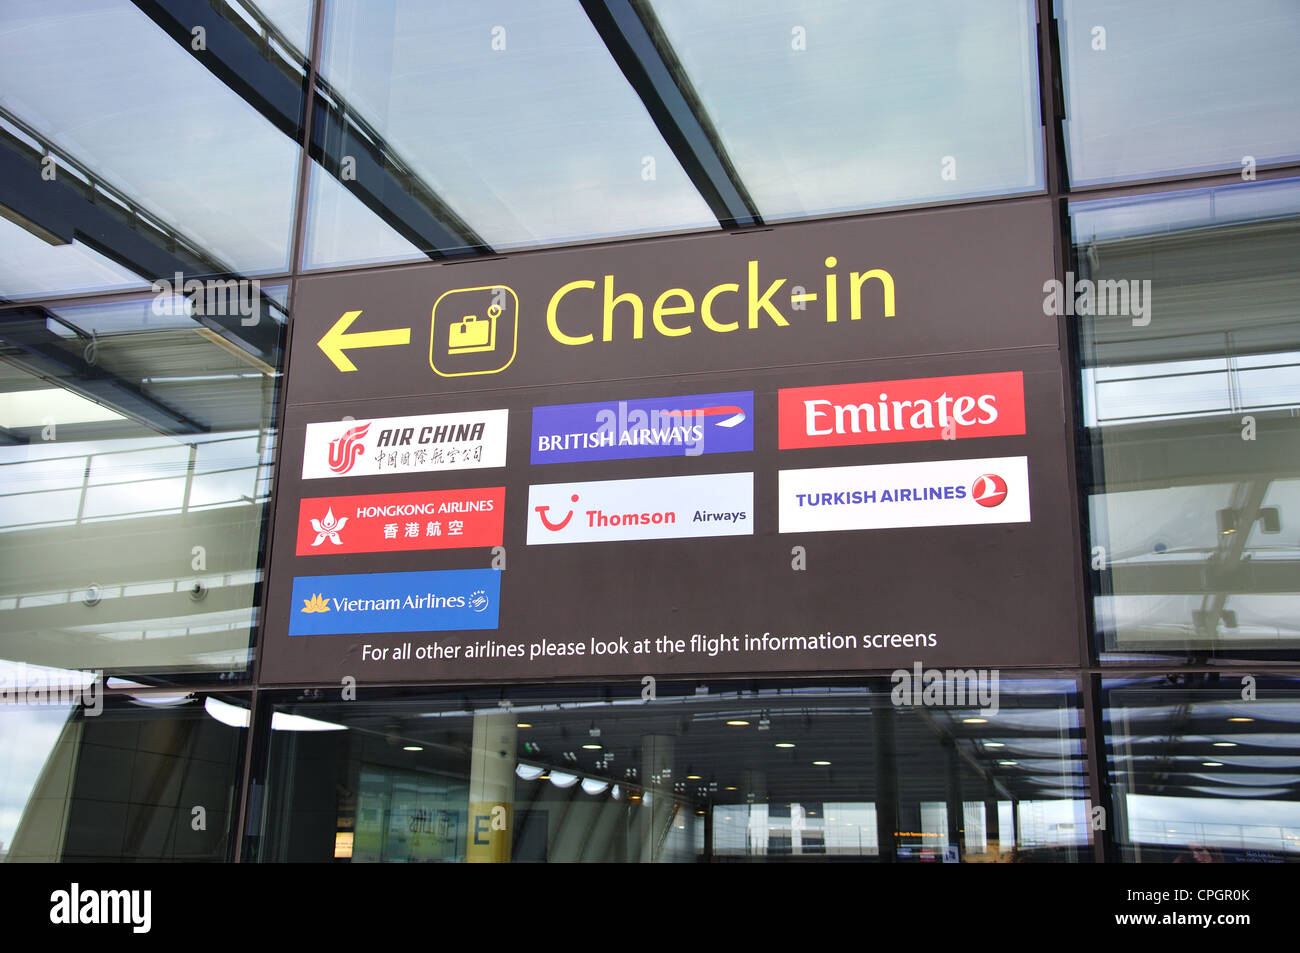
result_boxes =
[0,0,1296,863]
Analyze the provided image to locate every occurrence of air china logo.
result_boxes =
[535,494,579,531]
[527,473,753,545]
[289,569,500,636]
[531,391,754,464]
[296,488,504,556]
[328,423,370,474]
[971,474,1008,508]
[778,372,1025,449]
[778,456,1030,533]
[302,410,508,480]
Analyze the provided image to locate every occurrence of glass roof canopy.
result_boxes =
[0,0,1046,293]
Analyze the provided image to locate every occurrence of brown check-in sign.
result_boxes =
[260,198,1084,685]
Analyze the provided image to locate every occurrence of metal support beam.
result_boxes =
[581,0,761,229]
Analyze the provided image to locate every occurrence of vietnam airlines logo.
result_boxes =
[327,423,370,474]
[301,593,331,613]
[971,473,1008,508]
[535,494,579,531]
[309,508,347,546]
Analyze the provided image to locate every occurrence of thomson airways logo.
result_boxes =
[528,473,753,545]
[778,372,1025,450]
[303,410,508,480]
[328,423,370,474]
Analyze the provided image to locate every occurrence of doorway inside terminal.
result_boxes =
[253,679,1088,863]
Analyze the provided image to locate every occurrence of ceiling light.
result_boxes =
[1227,717,1254,723]
[963,717,988,724]
[813,760,831,766]
[516,722,532,728]
[402,745,423,752]
[548,770,579,789]
[1212,742,1238,747]
[726,720,750,726]
[775,742,796,748]
[984,741,1005,748]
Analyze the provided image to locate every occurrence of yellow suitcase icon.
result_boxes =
[448,305,500,354]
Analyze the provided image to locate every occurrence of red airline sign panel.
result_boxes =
[295,487,505,556]
[778,371,1026,449]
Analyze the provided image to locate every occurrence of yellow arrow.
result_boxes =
[317,310,411,372]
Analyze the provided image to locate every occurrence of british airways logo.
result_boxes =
[531,391,753,464]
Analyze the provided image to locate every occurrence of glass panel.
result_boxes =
[1104,677,1300,862]
[0,0,307,300]
[1057,0,1300,185]
[647,0,1044,219]
[1073,179,1300,662]
[0,684,248,862]
[250,678,1086,863]
[0,287,285,677]
[304,0,718,269]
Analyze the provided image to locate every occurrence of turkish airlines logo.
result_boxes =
[971,474,1008,507]
[535,494,579,532]
[327,423,369,474]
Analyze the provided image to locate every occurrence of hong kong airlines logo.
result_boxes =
[971,474,1008,507]
[309,508,347,546]
[535,494,579,531]
[328,423,370,474]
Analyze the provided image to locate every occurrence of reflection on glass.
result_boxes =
[0,687,247,862]
[0,288,284,675]
[648,0,1044,220]
[0,0,306,299]
[1074,178,1300,660]
[1057,0,1300,185]
[304,0,717,269]
[1104,679,1300,862]
[253,679,1086,863]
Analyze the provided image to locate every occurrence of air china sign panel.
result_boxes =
[301,410,508,479]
